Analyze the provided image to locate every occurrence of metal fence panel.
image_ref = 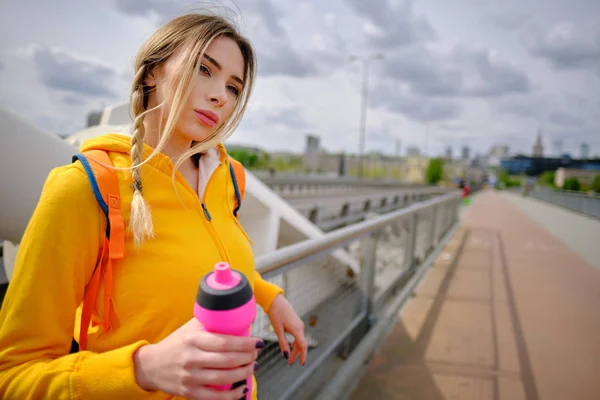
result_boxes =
[252,192,461,399]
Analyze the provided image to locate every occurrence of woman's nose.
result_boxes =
[208,85,227,107]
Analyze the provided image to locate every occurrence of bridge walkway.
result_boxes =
[349,191,600,400]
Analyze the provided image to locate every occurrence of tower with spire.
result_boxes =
[532,129,544,157]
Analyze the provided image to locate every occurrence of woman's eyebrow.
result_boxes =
[203,53,244,86]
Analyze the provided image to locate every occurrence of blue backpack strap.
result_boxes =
[72,153,110,237]
[229,162,242,218]
[73,154,109,217]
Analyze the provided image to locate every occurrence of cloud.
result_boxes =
[345,0,437,49]
[488,12,530,31]
[548,110,585,127]
[112,0,322,78]
[251,0,285,36]
[61,94,89,106]
[256,40,317,77]
[0,60,4,70]
[371,81,463,122]
[383,45,531,98]
[495,92,595,131]
[496,97,543,119]
[31,45,119,99]
[113,0,182,20]
[245,104,314,132]
[525,21,600,75]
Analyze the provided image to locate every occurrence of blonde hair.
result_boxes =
[127,13,256,246]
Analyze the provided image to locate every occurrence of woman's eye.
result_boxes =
[199,65,210,75]
[227,85,240,96]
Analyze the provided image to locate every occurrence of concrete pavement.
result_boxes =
[502,191,600,271]
[349,190,600,400]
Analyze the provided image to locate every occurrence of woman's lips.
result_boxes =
[194,109,219,127]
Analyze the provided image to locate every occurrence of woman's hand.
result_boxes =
[133,318,263,400]
[267,294,308,366]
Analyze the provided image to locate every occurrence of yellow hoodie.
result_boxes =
[0,133,283,399]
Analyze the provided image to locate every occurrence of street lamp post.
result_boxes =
[350,53,383,180]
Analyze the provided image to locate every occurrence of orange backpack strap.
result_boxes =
[71,149,125,351]
[228,158,245,218]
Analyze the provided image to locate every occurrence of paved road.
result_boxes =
[502,191,600,271]
[350,190,600,400]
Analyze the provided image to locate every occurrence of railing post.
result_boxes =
[361,232,378,319]
[308,206,322,226]
[404,213,419,272]
[338,231,378,360]
[428,205,438,253]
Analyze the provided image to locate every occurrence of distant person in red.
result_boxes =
[459,179,470,204]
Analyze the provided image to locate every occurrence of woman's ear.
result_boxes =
[144,71,156,88]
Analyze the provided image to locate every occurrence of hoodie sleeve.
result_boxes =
[253,272,284,313]
[0,165,152,400]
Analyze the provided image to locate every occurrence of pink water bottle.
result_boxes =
[194,262,257,399]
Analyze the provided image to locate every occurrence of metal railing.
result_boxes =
[251,191,462,400]
[297,188,449,231]
[528,188,600,219]
[257,174,429,195]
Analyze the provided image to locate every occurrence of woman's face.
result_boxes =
[147,36,245,145]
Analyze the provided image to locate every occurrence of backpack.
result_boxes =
[69,149,245,352]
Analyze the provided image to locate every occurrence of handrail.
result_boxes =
[256,191,461,278]
[548,188,600,199]
[253,189,462,399]
[528,187,600,220]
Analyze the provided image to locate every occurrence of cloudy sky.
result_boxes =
[1,0,599,158]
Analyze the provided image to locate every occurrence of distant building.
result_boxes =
[303,135,322,171]
[406,146,421,156]
[86,111,102,127]
[461,146,470,161]
[487,144,510,167]
[500,155,600,176]
[532,130,544,157]
[581,143,590,159]
[445,146,453,160]
[555,167,600,188]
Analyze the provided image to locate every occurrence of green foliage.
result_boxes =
[389,167,402,180]
[425,158,444,185]
[227,148,271,170]
[364,167,386,179]
[538,171,555,187]
[562,177,581,191]
[496,169,521,188]
[591,175,600,193]
[272,155,303,172]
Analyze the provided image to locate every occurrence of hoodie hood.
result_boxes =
[79,132,228,172]
[80,133,133,155]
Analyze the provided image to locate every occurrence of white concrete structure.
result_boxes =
[0,108,80,281]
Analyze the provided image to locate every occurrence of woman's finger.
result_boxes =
[194,362,255,386]
[185,383,250,400]
[192,350,257,369]
[289,341,301,365]
[272,322,290,360]
[192,331,264,353]
[289,328,308,366]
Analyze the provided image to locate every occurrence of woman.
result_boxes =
[0,12,307,400]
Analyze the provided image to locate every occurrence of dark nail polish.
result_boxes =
[243,387,249,394]
[255,341,265,349]
[283,351,289,359]
[254,362,259,371]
